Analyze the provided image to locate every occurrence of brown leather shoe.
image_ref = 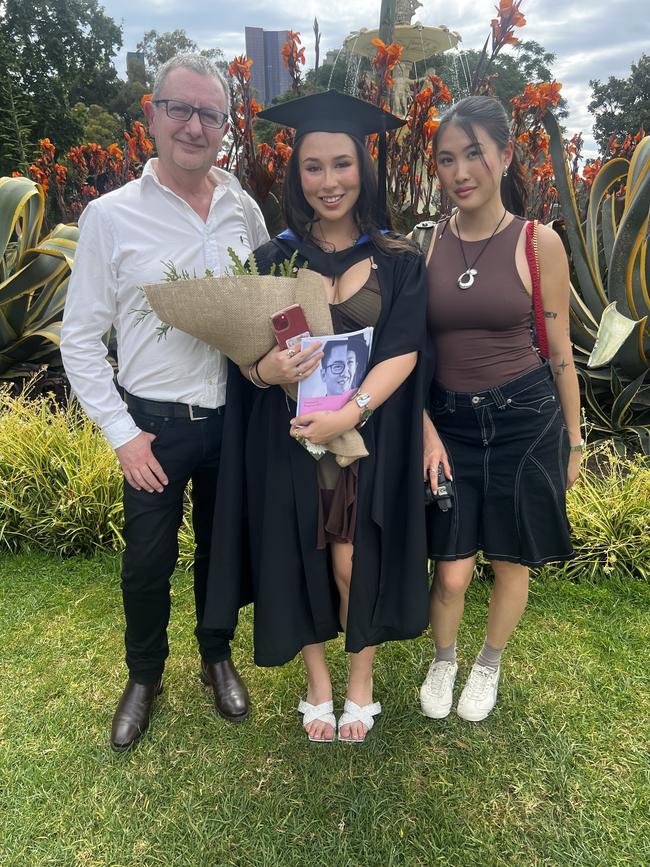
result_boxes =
[110,678,163,752]
[200,659,250,722]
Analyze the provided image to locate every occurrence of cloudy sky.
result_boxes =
[101,0,648,156]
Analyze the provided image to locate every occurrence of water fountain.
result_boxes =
[341,1,462,113]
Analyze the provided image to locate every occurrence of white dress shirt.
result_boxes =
[61,160,269,450]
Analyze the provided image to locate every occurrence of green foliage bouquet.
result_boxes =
[140,251,334,368]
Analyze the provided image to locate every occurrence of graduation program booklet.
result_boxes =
[297,327,373,416]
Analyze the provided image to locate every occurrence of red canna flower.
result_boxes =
[415,87,433,107]
[371,39,404,89]
[490,0,526,51]
[511,82,562,119]
[275,141,293,161]
[54,164,68,186]
[229,55,253,83]
[581,159,602,187]
[423,118,440,141]
[40,139,56,162]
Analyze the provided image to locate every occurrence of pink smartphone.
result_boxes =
[271,304,311,351]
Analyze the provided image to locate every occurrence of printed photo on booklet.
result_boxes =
[297,327,373,414]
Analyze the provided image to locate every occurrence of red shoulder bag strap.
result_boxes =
[525,219,550,359]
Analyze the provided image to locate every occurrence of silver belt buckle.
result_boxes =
[188,404,208,421]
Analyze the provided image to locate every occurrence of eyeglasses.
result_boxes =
[325,361,347,375]
[153,99,228,129]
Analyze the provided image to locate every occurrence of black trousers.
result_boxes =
[121,408,234,684]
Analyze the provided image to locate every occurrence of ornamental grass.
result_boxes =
[1,387,648,580]
[561,441,649,581]
[0,386,123,555]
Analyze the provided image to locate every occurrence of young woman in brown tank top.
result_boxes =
[420,96,583,723]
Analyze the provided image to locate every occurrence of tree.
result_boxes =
[108,82,148,130]
[0,32,32,172]
[136,29,225,84]
[0,0,122,173]
[71,102,123,148]
[69,65,122,110]
[589,55,650,152]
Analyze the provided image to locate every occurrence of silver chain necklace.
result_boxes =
[456,209,507,289]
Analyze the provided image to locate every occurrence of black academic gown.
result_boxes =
[204,236,430,666]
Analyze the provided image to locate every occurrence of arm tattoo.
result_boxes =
[544,311,558,319]
[555,359,569,375]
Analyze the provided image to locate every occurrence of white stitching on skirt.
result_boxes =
[529,454,560,507]
[514,408,561,538]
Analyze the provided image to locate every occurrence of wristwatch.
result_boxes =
[354,391,373,428]
[569,438,585,453]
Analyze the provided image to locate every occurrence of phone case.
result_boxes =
[271,304,311,350]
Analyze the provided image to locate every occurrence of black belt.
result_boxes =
[124,391,223,421]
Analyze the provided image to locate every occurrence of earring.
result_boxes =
[503,166,509,177]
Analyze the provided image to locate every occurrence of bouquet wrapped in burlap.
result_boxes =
[142,269,368,466]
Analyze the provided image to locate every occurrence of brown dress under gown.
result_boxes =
[316,268,381,548]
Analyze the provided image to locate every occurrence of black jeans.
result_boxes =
[121,409,233,684]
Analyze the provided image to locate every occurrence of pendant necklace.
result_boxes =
[456,209,507,289]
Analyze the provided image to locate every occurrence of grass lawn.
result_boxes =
[1,554,649,867]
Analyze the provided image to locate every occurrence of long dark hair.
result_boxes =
[435,96,528,217]
[283,133,416,254]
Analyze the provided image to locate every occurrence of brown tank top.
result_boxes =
[427,215,542,392]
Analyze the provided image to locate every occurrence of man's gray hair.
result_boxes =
[152,54,230,115]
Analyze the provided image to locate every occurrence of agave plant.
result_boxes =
[0,176,78,378]
[543,111,650,453]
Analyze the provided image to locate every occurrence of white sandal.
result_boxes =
[337,699,382,743]
[298,699,337,742]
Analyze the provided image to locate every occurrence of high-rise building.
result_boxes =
[245,27,293,106]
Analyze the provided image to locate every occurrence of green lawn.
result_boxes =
[1,554,649,867]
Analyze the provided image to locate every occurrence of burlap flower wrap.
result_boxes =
[143,269,368,467]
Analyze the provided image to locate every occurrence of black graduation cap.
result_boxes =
[256,89,405,139]
[257,89,405,220]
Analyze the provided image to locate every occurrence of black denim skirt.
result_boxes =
[427,363,574,567]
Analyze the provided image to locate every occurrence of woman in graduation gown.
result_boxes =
[205,91,430,743]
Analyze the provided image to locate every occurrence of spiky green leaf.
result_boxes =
[543,111,605,313]
[611,369,649,428]
[586,158,628,295]
[0,177,44,259]
[608,167,650,319]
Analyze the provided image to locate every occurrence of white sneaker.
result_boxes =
[420,660,458,719]
[456,663,500,722]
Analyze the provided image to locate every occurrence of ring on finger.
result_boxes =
[287,348,296,358]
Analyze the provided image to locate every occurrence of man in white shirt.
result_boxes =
[61,54,269,752]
